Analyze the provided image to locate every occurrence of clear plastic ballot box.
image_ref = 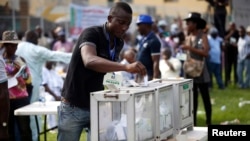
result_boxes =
[160,78,194,134]
[90,82,174,141]
[145,81,175,140]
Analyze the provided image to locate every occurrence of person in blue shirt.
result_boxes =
[207,26,225,89]
[136,14,161,81]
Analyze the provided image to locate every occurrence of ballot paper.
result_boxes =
[8,65,26,88]
[8,77,18,88]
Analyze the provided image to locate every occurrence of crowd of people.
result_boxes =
[1,1,250,141]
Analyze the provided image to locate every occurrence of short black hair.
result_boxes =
[239,25,245,32]
[25,30,38,44]
[109,2,132,15]
[162,47,172,58]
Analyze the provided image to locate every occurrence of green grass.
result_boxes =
[196,81,250,126]
[41,78,250,140]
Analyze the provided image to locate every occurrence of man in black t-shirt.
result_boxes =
[224,22,239,87]
[206,0,229,37]
[57,2,146,141]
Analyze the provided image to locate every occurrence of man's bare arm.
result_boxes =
[81,45,146,75]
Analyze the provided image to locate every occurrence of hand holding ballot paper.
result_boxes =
[103,72,149,90]
[8,64,26,88]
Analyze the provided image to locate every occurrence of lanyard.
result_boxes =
[139,31,153,49]
[107,33,116,61]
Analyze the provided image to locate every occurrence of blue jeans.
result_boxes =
[237,59,250,88]
[207,62,224,89]
[57,102,91,141]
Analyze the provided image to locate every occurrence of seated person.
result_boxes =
[42,61,64,129]
[159,48,182,79]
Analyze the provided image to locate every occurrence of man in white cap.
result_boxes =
[157,19,169,37]
[207,26,225,89]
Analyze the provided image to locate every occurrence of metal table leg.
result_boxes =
[44,115,47,141]
[35,116,40,141]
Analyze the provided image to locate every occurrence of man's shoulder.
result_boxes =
[82,25,103,33]
[77,25,104,40]
[148,34,161,46]
[16,42,34,54]
[17,41,29,47]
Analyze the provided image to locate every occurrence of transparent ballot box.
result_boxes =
[146,82,175,140]
[90,89,156,141]
[161,78,194,134]
[122,82,175,140]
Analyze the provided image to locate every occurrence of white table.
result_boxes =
[14,101,61,141]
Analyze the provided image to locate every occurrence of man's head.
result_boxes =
[25,30,39,45]
[209,26,219,38]
[136,14,154,36]
[229,22,236,30]
[158,20,168,31]
[123,48,136,64]
[57,30,66,43]
[45,61,56,70]
[238,26,246,38]
[35,25,42,38]
[161,48,172,60]
[107,2,133,38]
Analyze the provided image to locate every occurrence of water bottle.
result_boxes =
[39,85,46,106]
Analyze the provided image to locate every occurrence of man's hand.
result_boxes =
[54,96,61,101]
[126,61,147,76]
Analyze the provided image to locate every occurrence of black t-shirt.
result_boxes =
[136,32,161,77]
[214,0,228,14]
[61,24,124,110]
[225,30,239,55]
